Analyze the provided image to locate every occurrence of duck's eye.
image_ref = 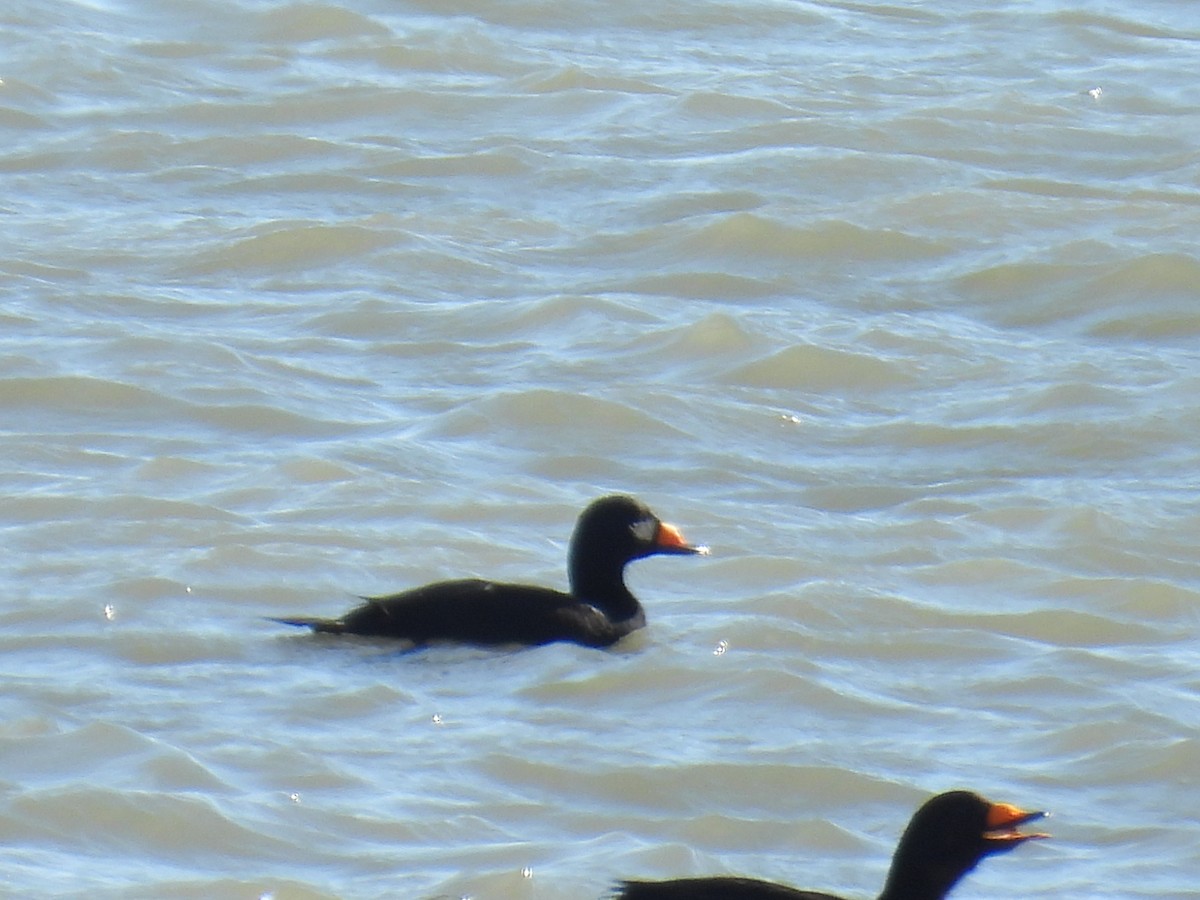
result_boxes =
[630,517,657,543]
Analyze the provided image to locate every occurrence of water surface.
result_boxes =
[2,1,1199,897]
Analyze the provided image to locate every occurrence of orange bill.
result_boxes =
[656,522,709,555]
[985,802,1050,844]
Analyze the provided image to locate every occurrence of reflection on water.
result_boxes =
[2,0,1199,897]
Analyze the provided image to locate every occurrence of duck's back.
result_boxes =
[337,579,632,647]
[615,878,840,900]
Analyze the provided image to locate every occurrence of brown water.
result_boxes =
[2,1,1199,897]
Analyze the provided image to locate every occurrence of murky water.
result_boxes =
[2,1,1199,897]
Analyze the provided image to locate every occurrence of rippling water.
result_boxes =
[2,1,1199,897]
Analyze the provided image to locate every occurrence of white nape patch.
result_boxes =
[630,517,657,543]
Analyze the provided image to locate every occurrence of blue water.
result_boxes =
[2,1,1199,897]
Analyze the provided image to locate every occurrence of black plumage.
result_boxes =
[270,495,705,648]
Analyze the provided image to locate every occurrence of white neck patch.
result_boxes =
[630,517,657,543]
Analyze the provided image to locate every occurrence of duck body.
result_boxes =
[270,495,704,648]
[617,878,833,899]
[613,791,1048,900]
[273,579,645,648]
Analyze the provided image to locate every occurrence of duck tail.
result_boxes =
[267,616,345,634]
